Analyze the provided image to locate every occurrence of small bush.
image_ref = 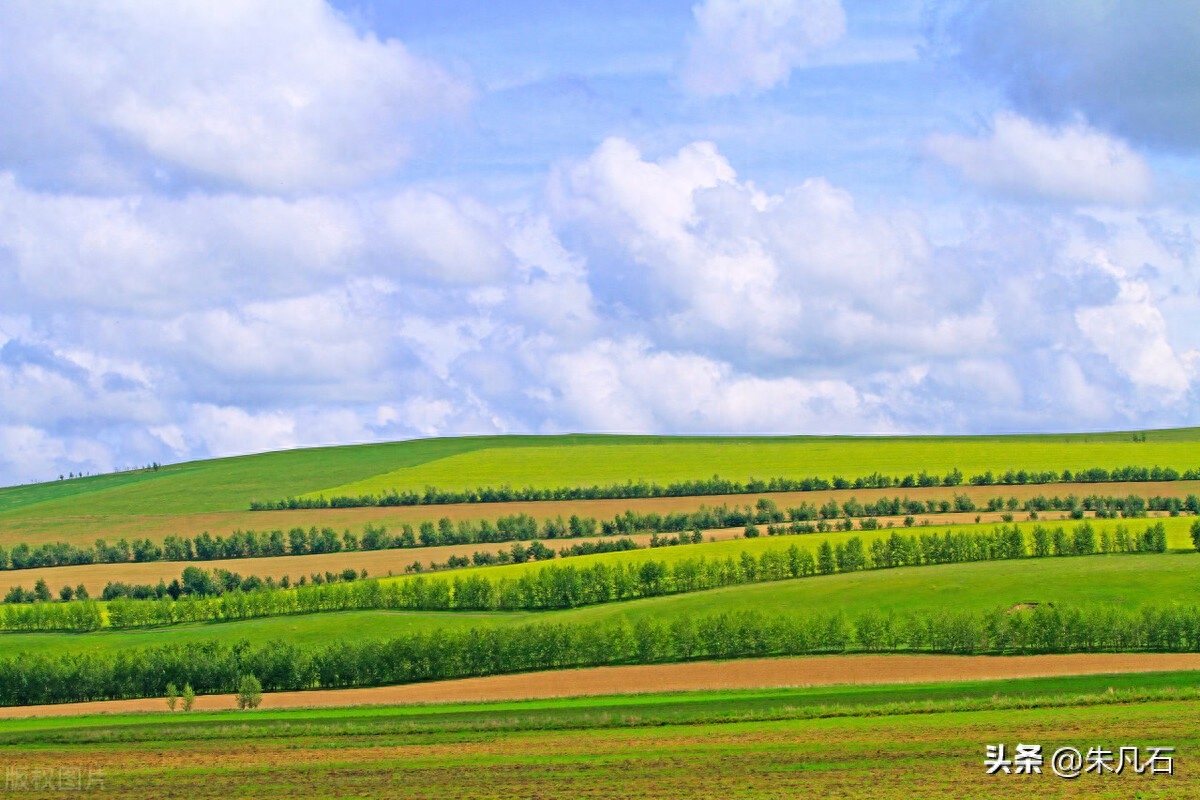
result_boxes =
[181,683,195,712]
[236,674,262,710]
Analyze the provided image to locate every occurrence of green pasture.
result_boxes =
[313,429,1200,499]
[3,430,1198,524]
[0,434,534,519]
[4,550,1197,659]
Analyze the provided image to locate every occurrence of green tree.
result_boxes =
[816,541,835,575]
[236,674,262,709]
[181,684,195,711]
[165,682,178,711]
[32,579,51,603]
[1191,520,1200,552]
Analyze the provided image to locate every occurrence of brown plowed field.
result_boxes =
[5,652,1200,718]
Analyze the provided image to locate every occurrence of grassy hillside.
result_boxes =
[3,429,1198,524]
[5,551,1196,659]
[313,430,1200,499]
[0,435,518,518]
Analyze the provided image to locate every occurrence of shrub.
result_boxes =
[181,684,195,711]
[236,674,262,710]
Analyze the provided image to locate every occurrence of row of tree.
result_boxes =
[99,565,367,601]
[0,522,1171,632]
[6,602,1200,706]
[250,464,1200,510]
[4,486,1195,574]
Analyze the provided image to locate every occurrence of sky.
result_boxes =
[0,0,1198,485]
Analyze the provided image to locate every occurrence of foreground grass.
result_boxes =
[1,673,1196,798]
[4,552,1198,659]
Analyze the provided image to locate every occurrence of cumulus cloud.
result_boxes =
[927,113,1152,206]
[540,338,892,433]
[682,0,846,96]
[924,0,1200,151]
[0,175,363,313]
[0,0,472,192]
[378,190,512,284]
[1075,267,1192,401]
[552,137,976,364]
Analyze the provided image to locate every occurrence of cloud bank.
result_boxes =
[0,1,1197,486]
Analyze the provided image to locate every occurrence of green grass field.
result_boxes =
[4,550,1196,659]
[2,674,1196,798]
[3,430,1198,523]
[5,431,1200,797]
[314,429,1200,499]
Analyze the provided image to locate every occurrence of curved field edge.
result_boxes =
[4,429,1200,519]
[3,552,1199,658]
[3,660,1200,723]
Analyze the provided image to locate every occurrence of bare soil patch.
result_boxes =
[5,652,1200,719]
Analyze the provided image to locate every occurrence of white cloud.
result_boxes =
[0,0,472,192]
[682,0,846,97]
[0,424,117,483]
[927,113,1152,205]
[542,338,892,433]
[1075,269,1191,401]
[379,190,511,284]
[186,405,297,458]
[0,175,363,313]
[553,138,977,362]
[165,290,389,391]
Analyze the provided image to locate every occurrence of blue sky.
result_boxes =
[0,0,1198,485]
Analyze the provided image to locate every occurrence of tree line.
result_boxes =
[6,601,1200,706]
[250,464,1200,510]
[3,487,1194,575]
[0,522,1171,633]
